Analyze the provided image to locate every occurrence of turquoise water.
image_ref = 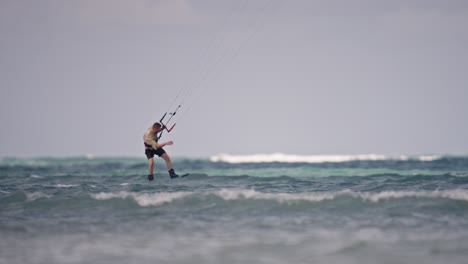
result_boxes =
[1,156,468,264]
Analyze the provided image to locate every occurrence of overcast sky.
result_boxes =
[1,0,467,158]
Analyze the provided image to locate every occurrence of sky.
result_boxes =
[1,0,467,158]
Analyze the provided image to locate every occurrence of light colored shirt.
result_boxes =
[143,128,158,149]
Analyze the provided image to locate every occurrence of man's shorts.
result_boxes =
[145,148,166,159]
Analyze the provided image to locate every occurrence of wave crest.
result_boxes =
[209,153,441,164]
[90,189,468,207]
[91,191,192,206]
[26,192,52,201]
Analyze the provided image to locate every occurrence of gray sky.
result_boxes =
[1,0,467,158]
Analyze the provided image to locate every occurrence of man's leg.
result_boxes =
[160,153,172,170]
[147,157,154,181]
[161,153,178,178]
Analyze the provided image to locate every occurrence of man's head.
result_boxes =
[152,122,163,133]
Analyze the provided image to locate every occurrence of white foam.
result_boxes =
[209,153,442,163]
[91,191,192,206]
[26,192,52,201]
[214,189,338,202]
[215,189,468,203]
[418,155,440,162]
[359,189,468,202]
[90,189,468,207]
[54,184,79,188]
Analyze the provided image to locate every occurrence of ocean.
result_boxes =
[1,154,468,264]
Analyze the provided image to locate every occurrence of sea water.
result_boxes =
[1,154,468,264]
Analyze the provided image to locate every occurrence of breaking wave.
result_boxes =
[209,153,441,164]
[26,192,52,201]
[90,189,468,207]
[91,191,192,206]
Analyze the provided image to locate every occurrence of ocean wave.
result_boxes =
[90,189,468,207]
[26,192,52,201]
[54,184,79,188]
[213,189,468,203]
[91,191,192,206]
[209,153,441,164]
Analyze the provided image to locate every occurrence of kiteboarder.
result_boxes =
[143,122,179,181]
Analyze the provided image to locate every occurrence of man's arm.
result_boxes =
[154,141,173,149]
[144,133,173,149]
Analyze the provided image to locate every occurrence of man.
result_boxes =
[143,122,179,181]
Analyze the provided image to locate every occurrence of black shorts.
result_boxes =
[145,148,166,159]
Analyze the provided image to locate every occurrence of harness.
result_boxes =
[144,143,153,149]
